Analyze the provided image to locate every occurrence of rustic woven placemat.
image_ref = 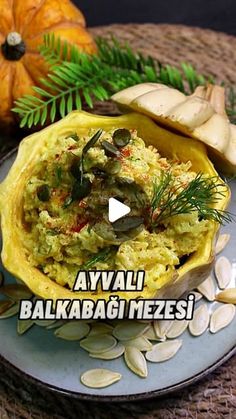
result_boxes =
[0,24,236,419]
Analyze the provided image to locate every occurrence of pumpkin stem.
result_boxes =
[1,32,26,61]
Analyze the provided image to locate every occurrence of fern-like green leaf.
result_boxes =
[11,33,236,128]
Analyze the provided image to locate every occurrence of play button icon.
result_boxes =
[108,198,131,223]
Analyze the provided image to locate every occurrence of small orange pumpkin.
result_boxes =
[0,0,97,127]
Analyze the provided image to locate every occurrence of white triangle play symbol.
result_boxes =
[108,198,131,223]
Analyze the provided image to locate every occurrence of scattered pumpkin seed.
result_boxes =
[112,321,149,341]
[215,256,232,289]
[215,288,236,304]
[102,140,121,157]
[190,291,203,302]
[145,340,182,363]
[112,128,131,148]
[80,334,117,354]
[0,300,14,315]
[210,304,236,333]
[124,346,148,378]
[70,159,82,181]
[88,322,113,336]
[112,216,144,232]
[0,302,19,319]
[34,320,56,327]
[215,233,230,255]
[105,160,121,175]
[55,321,90,341]
[17,319,34,335]
[46,320,66,330]
[166,319,189,339]
[153,320,173,339]
[0,284,32,300]
[189,304,210,336]
[122,336,153,351]
[89,343,125,360]
[143,325,161,341]
[71,178,92,201]
[37,184,50,202]
[197,276,215,301]
[81,368,121,388]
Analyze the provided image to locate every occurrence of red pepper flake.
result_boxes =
[71,219,88,233]
[121,147,131,158]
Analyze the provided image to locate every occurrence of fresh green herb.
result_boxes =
[55,165,62,186]
[37,185,50,202]
[150,172,233,226]
[12,35,212,129]
[79,246,116,270]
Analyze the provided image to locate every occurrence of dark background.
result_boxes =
[74,0,236,35]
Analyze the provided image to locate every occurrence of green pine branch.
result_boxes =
[11,34,236,128]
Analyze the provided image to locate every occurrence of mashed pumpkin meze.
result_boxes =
[22,127,210,292]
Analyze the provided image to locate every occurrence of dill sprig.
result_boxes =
[79,246,117,270]
[150,172,232,226]
[12,35,209,128]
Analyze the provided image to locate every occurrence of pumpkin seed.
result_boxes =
[166,319,189,339]
[17,319,34,335]
[215,256,232,289]
[190,291,203,302]
[46,320,66,330]
[197,276,215,301]
[55,321,90,341]
[37,184,50,202]
[71,178,92,201]
[143,325,161,341]
[216,288,236,304]
[210,304,236,333]
[91,167,107,178]
[122,336,153,351]
[105,160,121,175]
[112,129,131,148]
[0,300,14,315]
[112,216,144,232]
[112,321,149,340]
[153,320,173,339]
[189,304,210,336]
[0,302,19,319]
[81,368,121,388]
[70,159,82,181]
[145,340,182,363]
[89,343,125,360]
[0,284,32,300]
[102,140,121,157]
[215,233,230,255]
[80,334,117,353]
[83,129,103,155]
[88,322,113,336]
[34,320,56,327]
[124,346,148,378]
